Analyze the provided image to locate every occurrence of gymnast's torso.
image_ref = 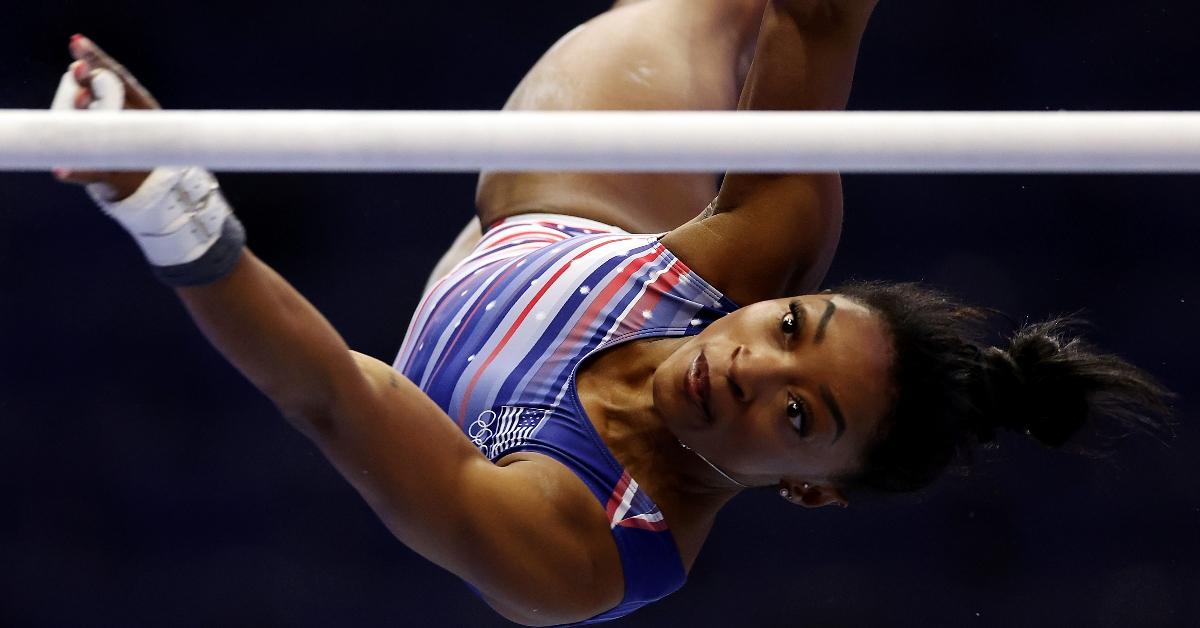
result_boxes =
[394,213,739,620]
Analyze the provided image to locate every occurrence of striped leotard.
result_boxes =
[394,213,739,623]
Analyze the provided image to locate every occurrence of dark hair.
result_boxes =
[831,280,1175,494]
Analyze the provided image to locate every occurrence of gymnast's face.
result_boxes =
[653,295,894,503]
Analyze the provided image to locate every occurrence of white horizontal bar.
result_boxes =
[3,110,1200,173]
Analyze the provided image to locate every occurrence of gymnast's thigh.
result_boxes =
[473,0,765,235]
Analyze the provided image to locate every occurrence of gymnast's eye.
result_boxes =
[781,301,803,336]
[787,394,810,437]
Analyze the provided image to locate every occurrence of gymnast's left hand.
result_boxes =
[51,34,159,201]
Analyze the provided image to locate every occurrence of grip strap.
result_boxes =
[90,167,246,286]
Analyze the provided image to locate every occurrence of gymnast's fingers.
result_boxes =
[52,169,127,188]
[52,37,152,194]
[50,65,95,184]
[73,85,93,109]
[68,34,160,110]
[52,75,111,186]
[53,160,150,199]
[71,59,91,88]
[52,59,118,185]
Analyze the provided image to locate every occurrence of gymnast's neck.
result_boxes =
[577,336,741,501]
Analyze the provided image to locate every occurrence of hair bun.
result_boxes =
[975,322,1088,447]
[832,281,1173,494]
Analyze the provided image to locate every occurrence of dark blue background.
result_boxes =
[2,1,1197,626]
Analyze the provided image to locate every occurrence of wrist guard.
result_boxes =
[89,166,246,286]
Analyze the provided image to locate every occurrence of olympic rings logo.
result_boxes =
[468,409,498,454]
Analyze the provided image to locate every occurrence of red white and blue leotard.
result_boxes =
[393,214,739,623]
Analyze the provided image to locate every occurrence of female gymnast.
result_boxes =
[53,0,1172,625]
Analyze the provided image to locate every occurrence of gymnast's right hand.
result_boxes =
[51,34,158,201]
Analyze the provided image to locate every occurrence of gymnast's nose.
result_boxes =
[726,344,792,404]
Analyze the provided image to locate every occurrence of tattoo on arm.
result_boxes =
[389,374,400,389]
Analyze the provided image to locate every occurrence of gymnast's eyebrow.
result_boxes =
[820,384,846,443]
[814,299,836,343]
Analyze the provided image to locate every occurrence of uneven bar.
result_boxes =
[3,110,1200,173]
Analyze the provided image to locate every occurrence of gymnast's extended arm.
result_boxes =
[176,253,616,625]
[661,0,880,303]
[51,36,619,626]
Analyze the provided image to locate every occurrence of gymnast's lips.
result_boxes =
[685,350,713,424]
